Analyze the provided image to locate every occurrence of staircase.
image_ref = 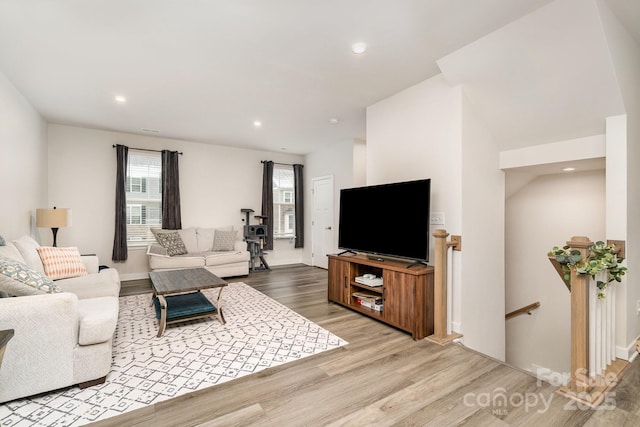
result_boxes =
[548,236,629,407]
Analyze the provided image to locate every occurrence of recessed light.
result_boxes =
[329,117,339,125]
[351,42,367,54]
[563,167,576,172]
[253,120,262,128]
[114,95,127,104]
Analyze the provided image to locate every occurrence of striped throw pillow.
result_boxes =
[37,246,89,280]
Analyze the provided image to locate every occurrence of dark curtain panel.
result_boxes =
[161,150,182,230]
[261,161,274,250]
[293,164,304,248]
[112,144,129,261]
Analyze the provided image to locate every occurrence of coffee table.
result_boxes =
[149,268,227,337]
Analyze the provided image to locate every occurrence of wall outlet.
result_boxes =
[430,212,445,226]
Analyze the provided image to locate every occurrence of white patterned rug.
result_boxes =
[0,282,347,426]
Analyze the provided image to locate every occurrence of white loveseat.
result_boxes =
[147,226,250,277]
[0,235,121,403]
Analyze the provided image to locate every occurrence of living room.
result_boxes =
[1,0,640,424]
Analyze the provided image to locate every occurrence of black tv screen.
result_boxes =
[338,179,431,262]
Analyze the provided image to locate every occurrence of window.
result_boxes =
[127,177,147,193]
[127,204,143,225]
[272,165,295,238]
[284,210,294,234]
[126,151,161,243]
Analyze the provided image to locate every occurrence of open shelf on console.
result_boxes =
[351,282,383,294]
[350,301,384,318]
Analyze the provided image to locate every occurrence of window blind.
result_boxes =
[272,165,295,238]
[126,150,162,243]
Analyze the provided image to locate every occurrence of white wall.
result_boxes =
[367,76,482,357]
[353,138,367,187]
[367,74,463,265]
[505,169,605,375]
[597,0,640,358]
[47,124,304,280]
[461,96,505,360]
[302,139,354,265]
[0,71,48,240]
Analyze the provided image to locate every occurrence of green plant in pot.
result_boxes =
[548,241,627,299]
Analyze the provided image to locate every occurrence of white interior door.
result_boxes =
[312,175,334,269]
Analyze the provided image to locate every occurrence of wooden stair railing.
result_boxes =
[426,229,462,345]
[505,301,540,320]
[550,236,629,408]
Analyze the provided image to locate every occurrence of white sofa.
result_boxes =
[0,235,120,403]
[147,226,250,277]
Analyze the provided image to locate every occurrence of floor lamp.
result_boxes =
[36,207,71,247]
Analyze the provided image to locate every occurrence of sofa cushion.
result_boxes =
[37,246,88,280]
[155,231,188,256]
[205,249,250,267]
[12,235,44,273]
[0,243,26,264]
[148,251,206,270]
[0,256,60,294]
[56,268,121,299]
[76,297,119,345]
[177,228,199,253]
[212,229,237,251]
[196,227,215,252]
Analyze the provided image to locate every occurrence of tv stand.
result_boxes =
[328,254,434,340]
[406,260,428,269]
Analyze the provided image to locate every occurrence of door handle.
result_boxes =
[325,226,332,230]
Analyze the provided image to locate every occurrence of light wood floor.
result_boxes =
[93,265,640,426]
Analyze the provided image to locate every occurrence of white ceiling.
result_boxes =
[0,0,637,155]
[0,0,559,155]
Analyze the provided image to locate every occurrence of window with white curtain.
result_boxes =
[126,151,162,243]
[272,165,295,238]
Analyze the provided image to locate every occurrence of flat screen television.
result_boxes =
[338,179,431,263]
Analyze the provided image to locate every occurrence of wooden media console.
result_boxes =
[328,254,434,340]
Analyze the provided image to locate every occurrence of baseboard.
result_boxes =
[268,259,305,267]
[616,336,640,362]
[120,272,150,282]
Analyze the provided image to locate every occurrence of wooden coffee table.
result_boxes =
[149,268,228,337]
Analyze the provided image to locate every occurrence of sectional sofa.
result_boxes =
[0,235,121,403]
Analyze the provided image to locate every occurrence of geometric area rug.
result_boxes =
[0,282,348,426]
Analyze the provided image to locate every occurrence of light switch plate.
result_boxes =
[430,212,445,225]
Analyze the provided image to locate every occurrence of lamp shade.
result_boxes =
[36,208,72,228]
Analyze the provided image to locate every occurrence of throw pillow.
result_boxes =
[0,256,60,293]
[155,231,188,256]
[212,229,237,251]
[152,228,198,253]
[37,246,89,280]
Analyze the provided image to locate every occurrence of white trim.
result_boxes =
[268,258,305,267]
[616,336,639,362]
[120,272,150,281]
[451,321,462,334]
